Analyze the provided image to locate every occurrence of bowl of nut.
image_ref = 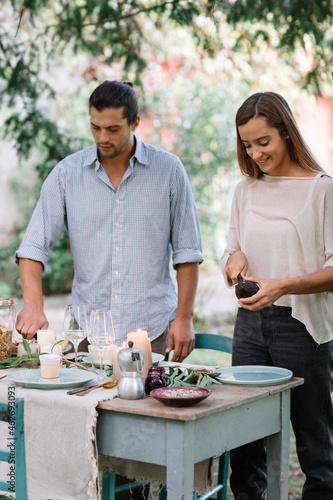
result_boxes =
[150,386,211,407]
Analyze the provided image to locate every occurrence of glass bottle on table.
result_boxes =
[62,304,88,364]
[0,298,16,361]
[88,310,115,382]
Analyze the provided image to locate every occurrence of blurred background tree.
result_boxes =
[0,0,332,296]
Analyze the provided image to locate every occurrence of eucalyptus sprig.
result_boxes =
[0,339,40,369]
[165,367,222,391]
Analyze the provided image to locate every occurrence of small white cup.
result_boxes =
[39,354,62,379]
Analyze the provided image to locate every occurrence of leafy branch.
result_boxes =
[166,366,222,391]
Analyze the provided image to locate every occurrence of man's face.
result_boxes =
[90,106,139,160]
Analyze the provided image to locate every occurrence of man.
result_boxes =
[15,80,203,499]
[15,80,203,363]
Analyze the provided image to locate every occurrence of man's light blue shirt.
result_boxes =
[16,138,203,343]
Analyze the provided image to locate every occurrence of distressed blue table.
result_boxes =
[97,378,303,499]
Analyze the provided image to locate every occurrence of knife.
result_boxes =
[67,385,94,395]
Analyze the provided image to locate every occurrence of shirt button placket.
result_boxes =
[112,196,121,309]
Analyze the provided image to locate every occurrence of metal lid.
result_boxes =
[0,298,14,306]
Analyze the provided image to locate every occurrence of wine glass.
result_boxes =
[62,304,88,364]
[88,310,115,381]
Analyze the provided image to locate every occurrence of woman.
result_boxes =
[221,92,333,500]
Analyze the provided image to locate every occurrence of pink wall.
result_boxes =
[298,97,333,176]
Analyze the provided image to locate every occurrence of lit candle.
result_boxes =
[113,342,126,381]
[127,329,153,380]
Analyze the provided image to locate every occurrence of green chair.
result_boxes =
[159,333,232,500]
[0,397,28,499]
[102,472,149,499]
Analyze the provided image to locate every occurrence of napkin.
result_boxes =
[0,368,117,500]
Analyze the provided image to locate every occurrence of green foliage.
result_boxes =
[0,233,23,297]
[142,74,245,266]
[224,0,333,95]
[42,230,74,294]
[0,1,332,295]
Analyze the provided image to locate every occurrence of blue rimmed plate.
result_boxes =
[215,365,293,386]
[7,368,96,390]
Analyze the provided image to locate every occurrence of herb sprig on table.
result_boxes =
[165,367,222,391]
[0,340,40,369]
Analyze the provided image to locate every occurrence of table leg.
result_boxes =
[266,390,290,500]
[165,420,195,500]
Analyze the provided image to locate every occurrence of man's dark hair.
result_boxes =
[89,80,138,125]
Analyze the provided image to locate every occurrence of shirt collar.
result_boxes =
[86,137,149,170]
[83,144,99,169]
[132,137,149,166]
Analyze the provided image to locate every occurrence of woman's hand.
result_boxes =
[238,267,333,310]
[237,277,287,310]
[225,251,249,285]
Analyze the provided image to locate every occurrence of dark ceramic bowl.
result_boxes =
[150,386,211,407]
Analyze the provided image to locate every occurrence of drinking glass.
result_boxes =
[62,304,88,363]
[88,310,115,381]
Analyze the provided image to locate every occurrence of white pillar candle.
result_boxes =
[37,329,56,352]
[127,329,153,380]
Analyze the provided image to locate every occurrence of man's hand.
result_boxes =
[16,306,49,340]
[16,258,48,339]
[166,262,198,362]
[166,315,195,362]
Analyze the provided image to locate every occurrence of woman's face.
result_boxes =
[238,116,293,176]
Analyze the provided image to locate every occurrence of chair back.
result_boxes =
[194,333,232,354]
[0,398,27,499]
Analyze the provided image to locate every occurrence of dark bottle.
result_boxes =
[235,274,260,299]
[145,366,167,395]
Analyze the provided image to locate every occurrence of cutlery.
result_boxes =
[67,384,92,395]
[76,379,118,396]
[67,379,118,396]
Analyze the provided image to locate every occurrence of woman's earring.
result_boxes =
[286,135,290,139]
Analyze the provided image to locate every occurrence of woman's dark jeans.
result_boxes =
[230,306,333,500]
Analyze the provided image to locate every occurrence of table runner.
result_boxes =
[0,367,117,500]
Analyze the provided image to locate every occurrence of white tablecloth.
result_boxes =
[0,367,117,500]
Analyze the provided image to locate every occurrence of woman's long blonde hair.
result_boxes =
[235,92,324,178]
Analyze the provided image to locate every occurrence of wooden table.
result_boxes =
[97,378,303,499]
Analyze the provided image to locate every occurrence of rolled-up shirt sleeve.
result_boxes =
[169,159,203,268]
[15,163,66,269]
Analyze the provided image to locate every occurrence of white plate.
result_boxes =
[215,365,293,386]
[79,352,165,365]
[7,368,96,390]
